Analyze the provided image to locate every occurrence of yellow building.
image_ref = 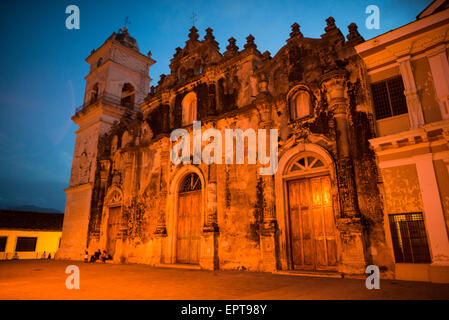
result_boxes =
[356,0,449,283]
[0,210,63,260]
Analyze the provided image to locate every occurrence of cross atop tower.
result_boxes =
[190,12,197,27]
[123,16,131,28]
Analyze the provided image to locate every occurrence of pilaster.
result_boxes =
[426,45,449,120]
[321,70,366,274]
[397,56,425,129]
[255,85,279,271]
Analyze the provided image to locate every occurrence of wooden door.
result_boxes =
[177,190,201,264]
[106,206,121,257]
[288,176,337,270]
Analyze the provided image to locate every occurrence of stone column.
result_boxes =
[91,159,111,244]
[153,139,170,264]
[255,83,278,272]
[397,56,425,129]
[414,154,449,266]
[321,70,366,274]
[426,45,449,120]
[205,164,218,230]
[322,71,360,218]
[200,163,219,270]
[115,152,134,262]
[215,78,223,113]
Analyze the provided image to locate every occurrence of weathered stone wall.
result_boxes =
[77,21,396,275]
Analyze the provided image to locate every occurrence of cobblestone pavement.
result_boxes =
[1,260,449,300]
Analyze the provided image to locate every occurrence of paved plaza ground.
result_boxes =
[0,260,449,300]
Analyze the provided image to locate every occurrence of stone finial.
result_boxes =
[244,34,257,50]
[262,50,271,60]
[173,47,182,58]
[325,17,336,32]
[204,28,214,41]
[188,26,199,41]
[290,23,302,38]
[158,74,166,86]
[204,27,219,48]
[147,50,152,58]
[224,37,239,56]
[346,23,364,45]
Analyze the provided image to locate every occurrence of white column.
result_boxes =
[414,154,449,265]
[427,45,449,120]
[397,56,425,129]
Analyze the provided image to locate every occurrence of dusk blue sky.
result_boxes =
[0,0,429,212]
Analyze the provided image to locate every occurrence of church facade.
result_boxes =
[57,1,449,283]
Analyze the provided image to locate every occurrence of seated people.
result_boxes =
[89,249,101,262]
[101,250,112,262]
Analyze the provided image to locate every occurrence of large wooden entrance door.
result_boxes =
[106,206,121,257]
[288,175,337,270]
[176,173,202,264]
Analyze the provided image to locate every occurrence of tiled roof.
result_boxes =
[0,209,64,231]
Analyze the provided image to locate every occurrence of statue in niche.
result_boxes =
[111,135,118,154]
[140,122,153,144]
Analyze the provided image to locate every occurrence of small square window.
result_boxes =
[15,237,37,252]
[0,237,7,252]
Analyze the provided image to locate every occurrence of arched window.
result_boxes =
[290,90,311,120]
[181,92,197,126]
[287,154,326,174]
[108,191,123,206]
[90,83,99,103]
[120,83,135,109]
[97,58,103,68]
[179,173,201,193]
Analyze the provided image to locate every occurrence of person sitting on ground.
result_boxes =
[13,252,19,260]
[90,249,101,262]
[101,250,110,263]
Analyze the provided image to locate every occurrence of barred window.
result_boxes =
[0,236,6,252]
[371,76,408,120]
[15,237,37,252]
[389,213,431,263]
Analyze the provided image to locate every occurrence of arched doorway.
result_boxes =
[104,188,123,259]
[176,173,202,264]
[285,153,337,271]
[106,206,121,257]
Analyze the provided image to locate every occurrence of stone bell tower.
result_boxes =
[57,27,155,260]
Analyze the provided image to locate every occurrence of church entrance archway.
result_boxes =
[106,206,121,258]
[176,173,202,264]
[285,153,338,270]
